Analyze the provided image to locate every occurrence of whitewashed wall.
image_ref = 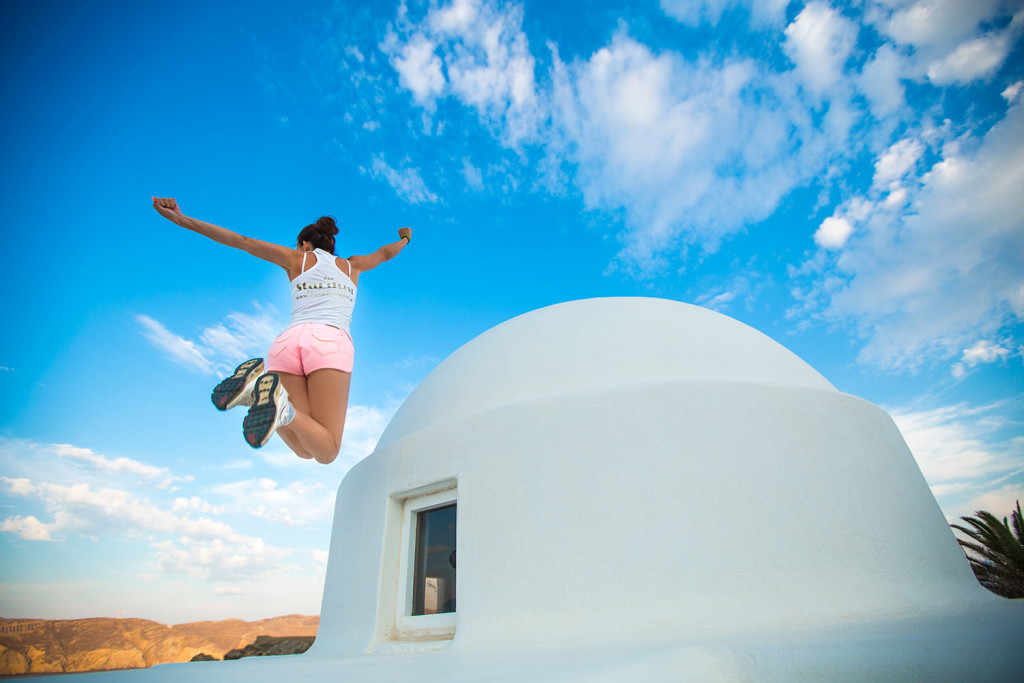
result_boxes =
[313,299,1001,656]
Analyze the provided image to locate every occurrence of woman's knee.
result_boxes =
[314,451,338,465]
[311,436,342,465]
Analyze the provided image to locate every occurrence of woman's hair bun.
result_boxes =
[315,216,339,236]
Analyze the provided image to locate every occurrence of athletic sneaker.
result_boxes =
[211,358,265,411]
[242,373,295,448]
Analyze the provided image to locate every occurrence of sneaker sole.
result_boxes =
[211,358,264,411]
[243,373,282,448]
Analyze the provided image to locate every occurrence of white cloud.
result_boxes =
[814,216,854,250]
[552,33,820,271]
[951,485,1024,524]
[1,468,294,583]
[385,0,540,146]
[961,340,1012,365]
[54,444,191,490]
[197,304,281,365]
[783,2,859,96]
[926,32,1012,85]
[871,0,1007,52]
[369,155,439,204]
[872,138,924,189]
[0,437,325,597]
[135,315,214,376]
[894,404,1003,484]
[137,304,283,377]
[951,340,1013,377]
[796,99,1024,368]
[3,477,36,496]
[0,515,54,542]
[213,478,335,526]
[430,0,480,32]
[383,1,864,274]
[867,0,1022,88]
[891,400,1024,523]
[695,289,737,311]
[13,480,235,540]
[339,403,397,463]
[379,0,1024,371]
[1003,79,1024,102]
[151,536,289,582]
[660,0,789,27]
[858,44,907,118]
[386,32,445,107]
[172,496,226,515]
[462,157,484,190]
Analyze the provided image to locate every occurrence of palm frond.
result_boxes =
[1010,501,1024,547]
[950,500,1024,599]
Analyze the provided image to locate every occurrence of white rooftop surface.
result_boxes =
[378,297,836,446]
[57,298,1024,681]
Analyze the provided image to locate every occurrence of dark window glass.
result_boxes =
[412,503,456,615]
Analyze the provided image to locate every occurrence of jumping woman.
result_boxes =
[152,197,411,465]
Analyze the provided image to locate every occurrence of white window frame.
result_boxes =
[395,486,457,638]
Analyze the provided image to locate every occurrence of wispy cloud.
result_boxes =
[339,402,396,464]
[367,155,439,204]
[2,477,238,542]
[892,400,1024,521]
[136,303,284,376]
[212,478,335,527]
[54,444,192,490]
[0,439,297,583]
[0,514,54,542]
[659,0,788,28]
[382,0,541,145]
[375,0,1024,369]
[135,314,214,375]
[790,98,1024,369]
[951,340,1016,378]
[151,536,290,582]
[783,2,858,97]
[198,304,282,365]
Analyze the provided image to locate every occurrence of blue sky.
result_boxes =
[1,0,1022,623]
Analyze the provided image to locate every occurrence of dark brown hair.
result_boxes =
[296,216,339,254]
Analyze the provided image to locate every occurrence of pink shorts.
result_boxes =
[266,323,354,376]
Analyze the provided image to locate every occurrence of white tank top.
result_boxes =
[289,249,357,334]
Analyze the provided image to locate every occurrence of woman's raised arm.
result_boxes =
[348,227,412,280]
[152,197,295,271]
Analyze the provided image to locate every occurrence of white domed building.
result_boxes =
[74,298,1024,681]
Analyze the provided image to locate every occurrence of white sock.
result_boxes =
[276,400,295,428]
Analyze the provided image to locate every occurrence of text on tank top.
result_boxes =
[289,248,357,334]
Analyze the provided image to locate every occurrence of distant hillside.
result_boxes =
[0,614,318,676]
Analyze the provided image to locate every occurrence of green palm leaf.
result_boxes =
[951,500,1024,599]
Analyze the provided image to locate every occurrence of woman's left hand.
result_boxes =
[152,196,184,223]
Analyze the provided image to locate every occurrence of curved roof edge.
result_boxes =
[378,298,836,446]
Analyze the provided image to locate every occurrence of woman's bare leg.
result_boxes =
[277,369,350,464]
[274,372,313,460]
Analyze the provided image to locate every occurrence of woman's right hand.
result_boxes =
[152,196,184,223]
